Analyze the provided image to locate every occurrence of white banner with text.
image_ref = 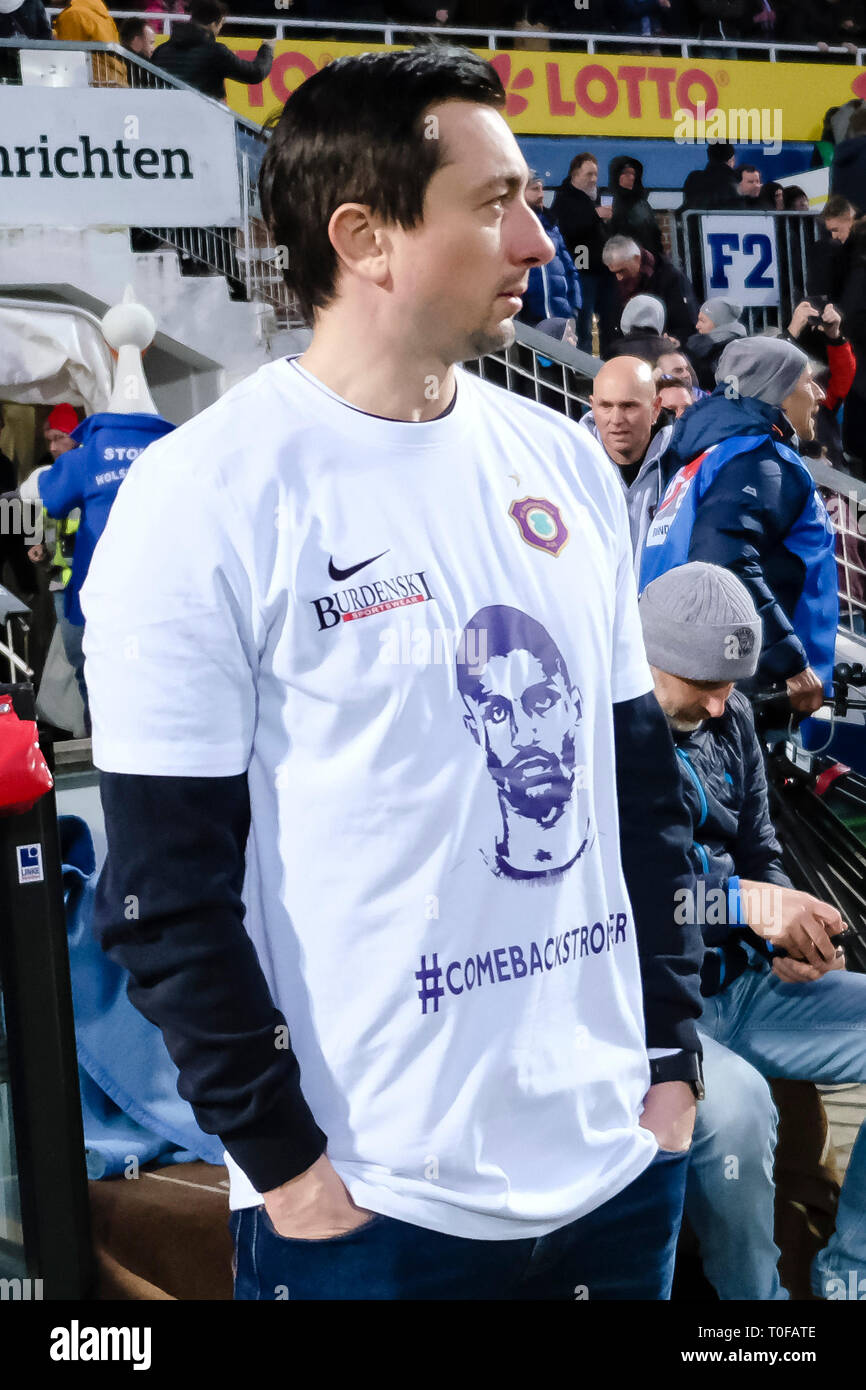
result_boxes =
[0,88,242,227]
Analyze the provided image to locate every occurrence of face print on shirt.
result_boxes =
[457,604,591,880]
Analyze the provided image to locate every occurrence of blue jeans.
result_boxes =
[686,955,866,1300]
[230,1148,689,1300]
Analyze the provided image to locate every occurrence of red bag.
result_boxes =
[0,695,54,815]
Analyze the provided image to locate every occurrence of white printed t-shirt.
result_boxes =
[81,356,658,1239]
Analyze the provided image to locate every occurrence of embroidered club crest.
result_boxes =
[508,497,569,557]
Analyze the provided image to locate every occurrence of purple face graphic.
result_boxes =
[457,605,582,828]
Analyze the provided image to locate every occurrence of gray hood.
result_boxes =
[579,413,673,575]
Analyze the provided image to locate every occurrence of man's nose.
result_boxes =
[510,703,540,746]
[512,200,555,268]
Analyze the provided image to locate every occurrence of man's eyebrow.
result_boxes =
[474,172,529,198]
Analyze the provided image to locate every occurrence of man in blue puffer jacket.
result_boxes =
[519,175,582,330]
[639,336,838,714]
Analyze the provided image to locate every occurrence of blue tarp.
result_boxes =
[59,814,224,1178]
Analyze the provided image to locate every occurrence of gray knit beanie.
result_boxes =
[715,335,809,406]
[621,294,666,336]
[700,296,742,328]
[639,562,762,681]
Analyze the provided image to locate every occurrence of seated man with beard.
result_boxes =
[640,561,865,1301]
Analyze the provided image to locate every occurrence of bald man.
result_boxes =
[580,357,674,573]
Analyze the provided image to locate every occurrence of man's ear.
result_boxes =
[651,393,663,423]
[328,203,391,289]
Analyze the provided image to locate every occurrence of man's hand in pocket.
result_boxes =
[262,1153,374,1239]
[639,1081,696,1153]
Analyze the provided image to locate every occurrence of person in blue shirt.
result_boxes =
[23,410,174,732]
[518,174,582,330]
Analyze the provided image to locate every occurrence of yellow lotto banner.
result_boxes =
[215,38,866,141]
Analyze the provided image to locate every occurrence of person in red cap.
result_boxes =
[44,403,80,460]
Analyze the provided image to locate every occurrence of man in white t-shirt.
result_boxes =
[82,45,704,1300]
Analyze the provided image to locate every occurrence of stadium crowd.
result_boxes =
[5,0,866,51]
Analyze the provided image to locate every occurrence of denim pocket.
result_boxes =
[258,1206,386,1245]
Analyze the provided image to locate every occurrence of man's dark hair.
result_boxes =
[259,46,505,325]
[823,193,858,220]
[706,142,735,164]
[850,106,866,137]
[782,185,808,210]
[737,164,760,178]
[119,17,150,47]
[568,151,597,177]
[190,0,227,27]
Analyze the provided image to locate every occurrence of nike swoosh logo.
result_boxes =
[328,549,390,583]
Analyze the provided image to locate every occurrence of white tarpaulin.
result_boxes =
[0,305,112,414]
[0,88,242,228]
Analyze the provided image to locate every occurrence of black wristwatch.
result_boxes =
[649,1051,705,1101]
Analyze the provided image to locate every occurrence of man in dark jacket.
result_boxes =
[680,143,740,213]
[518,176,581,329]
[640,336,838,710]
[550,151,612,353]
[685,296,746,391]
[603,294,679,365]
[640,560,866,1302]
[603,234,699,349]
[154,0,273,102]
[607,154,662,257]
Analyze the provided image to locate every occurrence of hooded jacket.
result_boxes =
[671,689,791,996]
[685,320,747,390]
[613,247,700,349]
[38,412,175,625]
[680,159,742,212]
[641,390,838,687]
[607,156,662,257]
[53,0,126,85]
[154,21,273,101]
[519,209,581,327]
[549,178,608,275]
[580,413,673,574]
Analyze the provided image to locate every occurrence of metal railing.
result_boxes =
[673,209,823,335]
[69,11,866,63]
[475,323,865,637]
[0,38,302,330]
[464,321,597,420]
[811,460,866,637]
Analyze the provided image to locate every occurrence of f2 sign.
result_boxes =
[699,215,780,307]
